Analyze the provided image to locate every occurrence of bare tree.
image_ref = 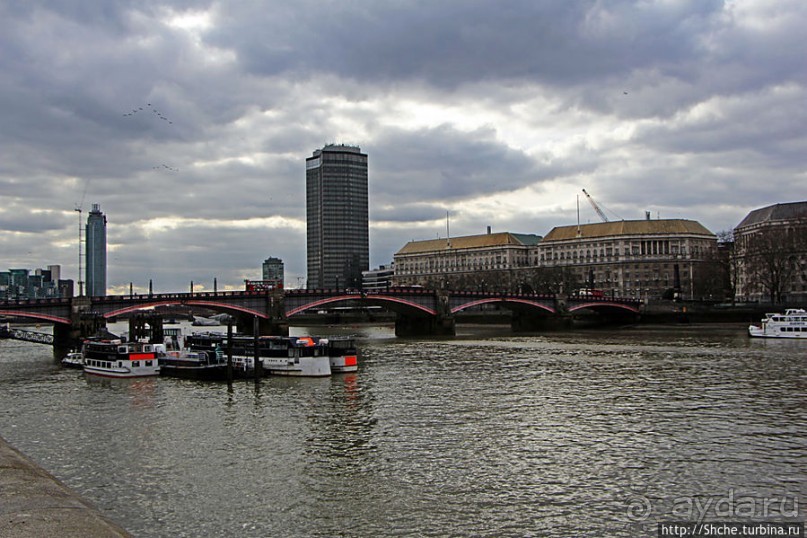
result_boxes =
[742,225,806,303]
[520,266,581,295]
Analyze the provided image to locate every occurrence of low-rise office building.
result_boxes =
[393,220,719,299]
[362,264,395,291]
[733,201,807,303]
[394,231,542,289]
[537,219,718,300]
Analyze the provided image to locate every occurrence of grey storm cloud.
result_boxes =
[1,0,806,291]
[369,125,540,201]
[216,0,727,87]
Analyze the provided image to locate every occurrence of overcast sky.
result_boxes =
[1,0,805,293]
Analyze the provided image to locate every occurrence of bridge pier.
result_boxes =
[394,313,455,337]
[54,297,107,350]
[395,289,457,337]
[510,310,571,333]
[237,315,289,336]
[129,313,164,343]
[511,310,570,332]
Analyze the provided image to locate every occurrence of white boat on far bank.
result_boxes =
[748,308,807,338]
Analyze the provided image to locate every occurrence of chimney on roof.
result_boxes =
[645,211,651,220]
[487,226,492,234]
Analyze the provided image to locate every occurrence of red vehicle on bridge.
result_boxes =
[245,280,283,292]
[573,288,605,298]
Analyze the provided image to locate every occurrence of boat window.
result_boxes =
[146,360,153,366]
[133,361,140,367]
[118,346,127,353]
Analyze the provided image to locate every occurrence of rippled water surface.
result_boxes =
[1,323,805,536]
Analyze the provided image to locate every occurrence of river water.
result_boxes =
[0,322,804,537]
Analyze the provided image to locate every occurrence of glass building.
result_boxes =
[306,145,369,289]
[85,203,107,296]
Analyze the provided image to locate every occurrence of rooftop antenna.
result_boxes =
[446,211,451,248]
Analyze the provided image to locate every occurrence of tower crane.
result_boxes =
[74,178,90,296]
[581,188,609,222]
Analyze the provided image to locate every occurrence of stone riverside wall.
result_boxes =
[0,435,131,537]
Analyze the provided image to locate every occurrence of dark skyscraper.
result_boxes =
[85,203,107,296]
[306,145,369,289]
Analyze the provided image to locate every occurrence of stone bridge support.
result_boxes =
[394,290,455,337]
[511,310,571,332]
[394,314,456,337]
[237,289,289,336]
[53,296,107,351]
[129,313,164,343]
[235,314,289,336]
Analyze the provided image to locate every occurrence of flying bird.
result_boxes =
[121,103,175,125]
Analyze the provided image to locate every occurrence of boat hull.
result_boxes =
[83,365,160,378]
[329,354,358,373]
[748,326,807,338]
[158,364,229,380]
[263,356,332,377]
[158,351,230,380]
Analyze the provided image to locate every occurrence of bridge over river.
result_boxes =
[0,288,643,347]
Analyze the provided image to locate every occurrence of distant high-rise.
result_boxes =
[306,144,369,289]
[262,257,285,288]
[85,203,107,297]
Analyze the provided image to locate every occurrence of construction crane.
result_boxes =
[581,188,609,222]
[74,178,90,296]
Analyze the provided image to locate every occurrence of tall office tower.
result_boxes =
[262,257,285,288]
[85,203,107,297]
[306,144,369,289]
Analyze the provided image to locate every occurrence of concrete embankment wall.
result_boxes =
[0,435,131,537]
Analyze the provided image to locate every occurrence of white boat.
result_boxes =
[322,337,359,373]
[60,351,84,369]
[748,308,807,338]
[82,339,161,378]
[182,333,359,378]
[229,336,332,377]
